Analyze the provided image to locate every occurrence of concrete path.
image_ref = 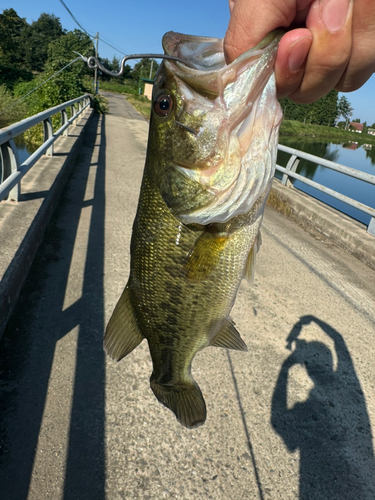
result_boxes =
[1,92,374,500]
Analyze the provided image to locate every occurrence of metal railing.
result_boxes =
[276,144,375,237]
[0,94,91,202]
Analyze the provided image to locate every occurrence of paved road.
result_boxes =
[1,92,374,500]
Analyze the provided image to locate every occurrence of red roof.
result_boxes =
[349,122,364,132]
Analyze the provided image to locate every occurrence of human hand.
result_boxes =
[224,0,375,103]
[284,339,309,366]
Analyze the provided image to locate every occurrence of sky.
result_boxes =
[6,0,375,125]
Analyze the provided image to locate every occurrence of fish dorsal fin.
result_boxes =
[104,285,144,361]
[150,377,206,429]
[210,318,248,351]
[244,231,262,285]
[185,230,228,283]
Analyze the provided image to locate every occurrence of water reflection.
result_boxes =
[271,316,375,500]
[277,139,340,181]
[364,145,375,166]
[342,142,358,150]
[277,138,375,225]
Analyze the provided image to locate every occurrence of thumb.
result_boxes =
[224,0,299,63]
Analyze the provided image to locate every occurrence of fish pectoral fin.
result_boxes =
[150,377,206,429]
[185,230,228,283]
[244,230,262,285]
[104,285,144,362]
[210,318,248,351]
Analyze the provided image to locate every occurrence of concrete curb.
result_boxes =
[0,109,94,340]
[268,178,375,271]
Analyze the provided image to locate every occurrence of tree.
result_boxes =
[14,29,94,118]
[279,90,338,126]
[22,13,65,72]
[97,55,131,81]
[131,58,159,81]
[337,95,353,128]
[0,8,28,67]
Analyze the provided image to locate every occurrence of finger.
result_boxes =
[335,0,375,91]
[289,0,353,103]
[274,29,313,98]
[224,0,299,63]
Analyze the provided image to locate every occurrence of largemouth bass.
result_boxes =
[105,31,283,428]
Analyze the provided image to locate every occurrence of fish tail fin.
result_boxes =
[104,285,144,361]
[150,376,206,429]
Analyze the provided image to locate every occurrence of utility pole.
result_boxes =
[149,60,153,80]
[94,32,99,94]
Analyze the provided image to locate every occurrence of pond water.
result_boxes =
[277,138,375,226]
[9,136,375,226]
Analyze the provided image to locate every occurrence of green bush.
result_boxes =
[0,84,27,127]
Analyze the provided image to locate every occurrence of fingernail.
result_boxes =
[288,37,312,73]
[321,0,351,32]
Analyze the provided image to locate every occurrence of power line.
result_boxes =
[58,1,129,57]
[98,36,127,56]
[58,0,95,38]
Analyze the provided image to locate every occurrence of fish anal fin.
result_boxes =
[185,231,228,283]
[210,318,248,351]
[104,285,144,361]
[244,230,262,285]
[150,376,206,429]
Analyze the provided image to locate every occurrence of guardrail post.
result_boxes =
[43,118,54,156]
[61,108,69,137]
[71,104,76,125]
[0,140,20,201]
[77,100,83,121]
[282,154,300,187]
[367,217,375,237]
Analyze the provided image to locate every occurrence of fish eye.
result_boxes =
[154,94,174,117]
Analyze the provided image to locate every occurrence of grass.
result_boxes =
[280,119,375,144]
[97,79,139,95]
[126,95,151,120]
[266,189,292,217]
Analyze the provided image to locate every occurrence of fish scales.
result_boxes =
[105,30,283,428]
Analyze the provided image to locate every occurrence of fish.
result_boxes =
[105,30,283,429]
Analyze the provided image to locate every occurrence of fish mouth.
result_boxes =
[158,30,283,225]
[162,29,283,72]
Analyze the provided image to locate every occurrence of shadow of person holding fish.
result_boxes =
[271,315,375,500]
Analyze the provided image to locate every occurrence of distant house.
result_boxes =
[349,122,364,133]
[141,78,154,100]
[368,128,375,136]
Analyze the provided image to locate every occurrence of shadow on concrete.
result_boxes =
[0,113,106,499]
[271,315,375,499]
[226,351,265,500]
[19,191,50,201]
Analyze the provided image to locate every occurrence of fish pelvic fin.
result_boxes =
[210,318,248,351]
[185,230,228,283]
[150,376,207,429]
[244,230,262,285]
[104,285,144,361]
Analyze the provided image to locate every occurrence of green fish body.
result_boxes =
[105,31,283,428]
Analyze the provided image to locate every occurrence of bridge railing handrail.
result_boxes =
[276,143,375,237]
[0,94,91,203]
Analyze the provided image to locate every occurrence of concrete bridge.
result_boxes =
[0,93,374,499]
